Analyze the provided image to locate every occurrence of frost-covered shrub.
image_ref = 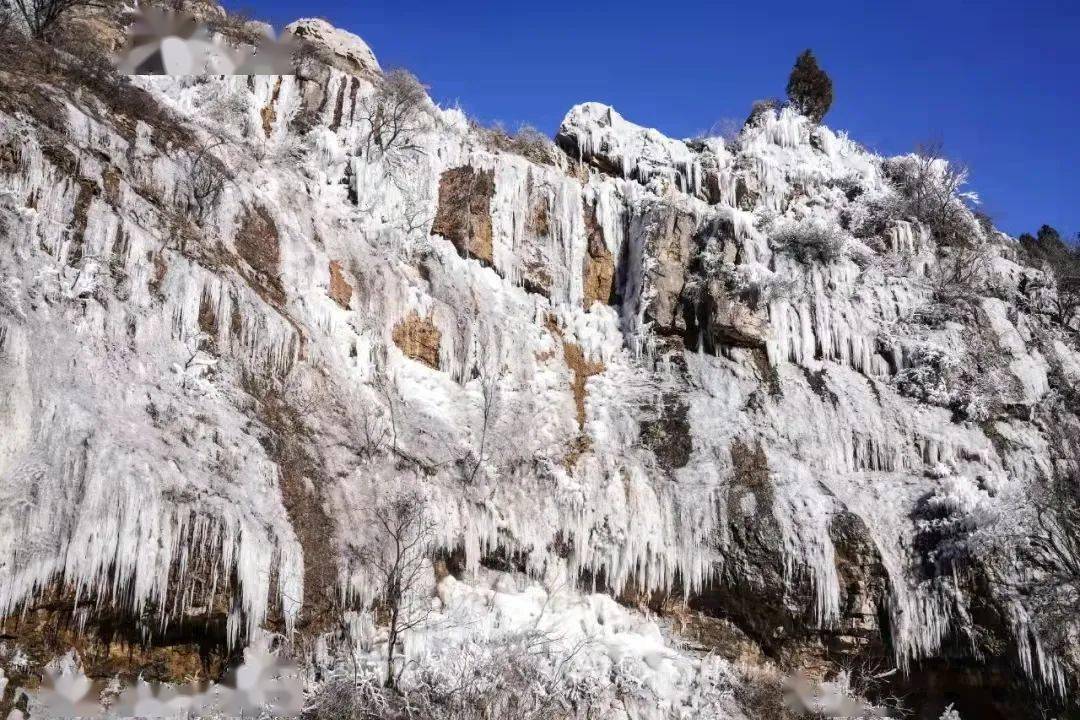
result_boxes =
[894,344,958,407]
[913,475,999,576]
[207,7,265,47]
[308,631,589,720]
[474,121,558,165]
[939,703,963,720]
[892,337,1013,422]
[179,138,231,225]
[692,236,802,310]
[723,263,802,309]
[1019,225,1080,326]
[928,240,993,302]
[696,117,743,148]
[826,174,864,202]
[771,222,846,265]
[884,143,983,248]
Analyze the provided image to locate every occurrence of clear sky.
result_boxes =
[233,0,1078,239]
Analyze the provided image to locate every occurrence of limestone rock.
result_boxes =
[392,312,441,369]
[430,166,496,267]
[285,18,381,77]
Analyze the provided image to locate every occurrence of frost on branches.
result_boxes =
[0,7,1079,718]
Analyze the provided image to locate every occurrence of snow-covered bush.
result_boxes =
[771,221,847,265]
[308,631,601,720]
[928,240,993,302]
[939,702,963,720]
[691,236,802,310]
[1019,226,1080,327]
[914,475,1000,575]
[179,138,231,225]
[883,143,983,248]
[744,97,787,127]
[474,121,558,165]
[892,338,1012,422]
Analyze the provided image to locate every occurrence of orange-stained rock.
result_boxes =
[582,201,615,309]
[392,311,442,369]
[430,166,495,266]
[328,260,353,309]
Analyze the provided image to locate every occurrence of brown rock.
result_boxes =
[327,260,353,309]
[261,76,283,138]
[102,166,121,207]
[582,201,615,309]
[235,204,284,306]
[392,311,441,369]
[644,204,698,332]
[520,195,553,297]
[700,280,768,349]
[236,205,280,275]
[430,166,495,267]
[563,340,604,429]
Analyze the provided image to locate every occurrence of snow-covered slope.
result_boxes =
[1,8,1079,719]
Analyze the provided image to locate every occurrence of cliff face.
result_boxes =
[0,9,1079,719]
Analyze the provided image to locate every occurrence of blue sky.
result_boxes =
[235,0,1078,239]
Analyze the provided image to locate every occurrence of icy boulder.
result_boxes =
[285,18,381,76]
[556,102,706,195]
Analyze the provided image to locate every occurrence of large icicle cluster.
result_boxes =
[1,9,1079,716]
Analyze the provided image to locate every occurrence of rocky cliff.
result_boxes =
[0,5,1079,719]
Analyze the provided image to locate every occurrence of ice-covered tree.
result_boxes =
[354,489,435,689]
[11,0,104,40]
[358,68,432,160]
[786,49,833,122]
[1020,225,1080,326]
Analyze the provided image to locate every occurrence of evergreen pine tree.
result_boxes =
[786,49,834,122]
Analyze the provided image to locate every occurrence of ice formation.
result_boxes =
[1,7,1079,718]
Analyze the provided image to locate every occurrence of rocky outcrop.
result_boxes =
[430,165,496,266]
[556,102,704,195]
[582,201,615,308]
[327,259,353,309]
[642,203,698,334]
[235,204,284,305]
[285,18,381,77]
[2,10,1079,720]
[392,312,442,369]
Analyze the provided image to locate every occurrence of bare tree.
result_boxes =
[1019,227,1080,330]
[892,141,975,247]
[181,138,230,224]
[307,626,593,720]
[356,398,388,459]
[463,367,501,486]
[357,69,432,160]
[374,371,399,457]
[705,117,743,146]
[355,489,435,690]
[450,327,507,486]
[11,0,104,40]
[207,6,263,47]
[1053,275,1080,330]
[928,237,992,301]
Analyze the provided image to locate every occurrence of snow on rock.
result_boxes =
[557,102,709,197]
[0,14,1078,717]
[285,18,381,76]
